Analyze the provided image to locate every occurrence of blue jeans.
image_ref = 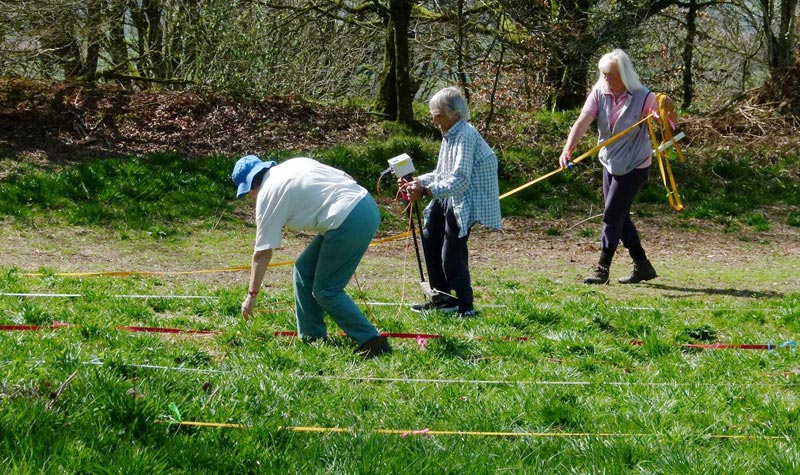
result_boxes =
[293,194,381,345]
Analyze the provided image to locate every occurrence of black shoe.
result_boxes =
[584,264,610,284]
[458,309,478,318]
[411,294,458,313]
[618,259,657,284]
[356,335,392,358]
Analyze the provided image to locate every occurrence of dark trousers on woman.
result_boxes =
[599,166,649,267]
[421,198,473,312]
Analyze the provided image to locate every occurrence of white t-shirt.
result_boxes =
[253,157,368,251]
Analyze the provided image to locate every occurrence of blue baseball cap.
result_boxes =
[231,155,277,198]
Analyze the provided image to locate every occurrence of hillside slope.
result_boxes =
[0,80,380,161]
[1,75,798,163]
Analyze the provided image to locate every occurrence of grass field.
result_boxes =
[1,144,799,473]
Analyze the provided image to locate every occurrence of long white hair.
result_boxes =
[593,49,644,93]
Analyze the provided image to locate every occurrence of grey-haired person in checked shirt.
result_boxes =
[400,86,501,317]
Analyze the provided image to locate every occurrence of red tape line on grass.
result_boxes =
[0,292,216,299]
[2,325,791,349]
[274,331,530,341]
[0,325,527,345]
[0,322,218,336]
[0,322,74,331]
[115,326,220,336]
[630,339,796,350]
[385,332,531,342]
[0,326,442,339]
[0,324,51,331]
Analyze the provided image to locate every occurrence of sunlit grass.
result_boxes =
[2,132,798,235]
[1,142,799,472]
[1,258,799,473]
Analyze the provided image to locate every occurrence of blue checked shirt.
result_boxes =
[418,120,502,238]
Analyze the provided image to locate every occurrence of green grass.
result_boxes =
[676,153,800,222]
[3,124,798,237]
[1,129,799,473]
[0,153,236,237]
[1,267,799,474]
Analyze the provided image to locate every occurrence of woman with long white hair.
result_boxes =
[559,49,667,285]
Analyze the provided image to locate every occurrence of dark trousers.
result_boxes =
[421,199,473,312]
[600,166,649,266]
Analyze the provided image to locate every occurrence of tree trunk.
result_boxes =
[484,40,506,132]
[143,0,165,79]
[42,27,83,79]
[456,0,470,100]
[557,64,589,110]
[169,0,200,81]
[107,0,131,82]
[130,0,148,78]
[550,51,591,111]
[681,0,697,109]
[390,0,414,126]
[760,0,798,73]
[83,0,103,80]
[547,0,594,111]
[774,0,798,68]
[374,15,398,120]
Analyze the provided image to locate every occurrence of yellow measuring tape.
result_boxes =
[500,93,686,212]
[172,420,788,440]
[21,232,414,277]
[499,114,655,200]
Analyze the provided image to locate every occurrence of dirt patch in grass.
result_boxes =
[1,78,797,300]
[2,206,797,300]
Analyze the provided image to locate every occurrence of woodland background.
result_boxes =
[1,4,800,474]
[1,0,798,125]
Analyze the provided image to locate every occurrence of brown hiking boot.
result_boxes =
[583,264,610,284]
[356,335,392,358]
[618,259,657,284]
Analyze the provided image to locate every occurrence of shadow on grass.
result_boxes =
[644,283,783,299]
